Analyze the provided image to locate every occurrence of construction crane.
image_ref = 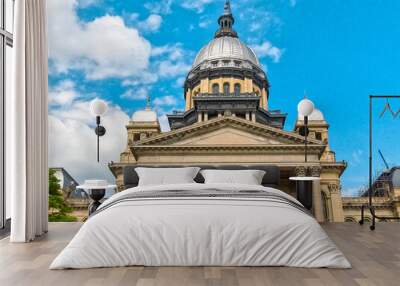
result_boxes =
[378,149,390,170]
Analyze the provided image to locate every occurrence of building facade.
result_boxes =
[342,167,400,222]
[109,1,348,222]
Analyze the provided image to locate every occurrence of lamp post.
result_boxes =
[297,98,315,162]
[359,95,400,231]
[90,99,108,162]
[290,98,317,211]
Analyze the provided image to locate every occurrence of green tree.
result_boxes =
[48,169,77,222]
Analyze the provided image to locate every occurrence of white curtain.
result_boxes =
[9,0,48,242]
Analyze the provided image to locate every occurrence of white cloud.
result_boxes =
[341,187,361,197]
[351,149,363,166]
[199,17,212,28]
[145,0,217,14]
[122,72,158,87]
[239,7,282,33]
[138,14,163,32]
[251,41,283,63]
[144,0,173,15]
[49,85,130,184]
[48,0,151,80]
[153,95,177,107]
[175,76,185,87]
[49,80,80,106]
[181,0,215,13]
[152,44,193,78]
[158,114,171,132]
[78,0,99,8]
[157,60,191,78]
[121,87,149,100]
[127,13,162,33]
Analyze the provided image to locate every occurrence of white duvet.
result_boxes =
[50,183,351,269]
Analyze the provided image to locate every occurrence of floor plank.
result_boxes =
[0,222,399,286]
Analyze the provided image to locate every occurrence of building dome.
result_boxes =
[132,108,157,122]
[297,108,325,121]
[173,0,276,130]
[392,168,400,188]
[192,36,260,68]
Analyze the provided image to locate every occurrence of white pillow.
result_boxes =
[135,167,200,186]
[200,169,266,185]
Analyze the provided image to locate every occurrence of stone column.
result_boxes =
[197,112,202,122]
[262,88,268,110]
[204,112,208,121]
[312,180,324,222]
[311,166,324,222]
[245,112,250,121]
[185,88,192,110]
[320,184,332,222]
[328,183,345,222]
[251,112,256,122]
[200,78,209,93]
[218,112,222,118]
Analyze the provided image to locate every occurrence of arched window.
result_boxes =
[223,82,230,95]
[344,217,356,223]
[212,83,219,94]
[234,83,241,96]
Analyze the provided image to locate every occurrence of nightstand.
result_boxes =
[289,177,320,210]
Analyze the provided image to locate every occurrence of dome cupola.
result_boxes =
[128,95,160,144]
[131,95,158,122]
[185,0,268,100]
[190,0,261,70]
[215,0,237,38]
[131,109,157,122]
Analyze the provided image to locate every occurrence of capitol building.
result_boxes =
[109,1,399,223]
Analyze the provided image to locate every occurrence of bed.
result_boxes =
[50,165,351,269]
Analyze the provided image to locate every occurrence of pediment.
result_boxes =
[174,127,285,145]
[136,116,323,147]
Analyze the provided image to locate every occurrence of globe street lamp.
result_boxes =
[90,99,108,162]
[297,98,314,162]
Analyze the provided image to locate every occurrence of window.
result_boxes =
[222,60,230,66]
[1,0,14,231]
[315,132,322,140]
[234,83,241,96]
[234,61,241,67]
[223,82,230,95]
[212,83,219,94]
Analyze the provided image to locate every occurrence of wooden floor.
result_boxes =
[0,223,399,286]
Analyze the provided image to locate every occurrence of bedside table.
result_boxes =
[77,180,116,216]
[289,177,320,210]
[87,189,106,215]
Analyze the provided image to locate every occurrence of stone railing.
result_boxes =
[197,92,258,98]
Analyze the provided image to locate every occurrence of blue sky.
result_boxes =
[47,0,400,195]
